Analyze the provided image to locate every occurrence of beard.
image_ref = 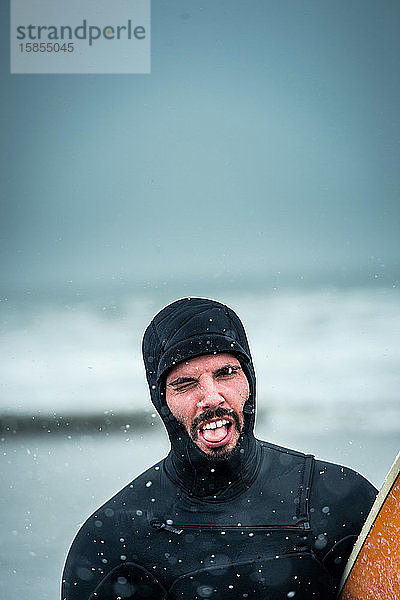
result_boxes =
[188,406,243,461]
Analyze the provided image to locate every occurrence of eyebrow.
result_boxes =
[167,364,241,387]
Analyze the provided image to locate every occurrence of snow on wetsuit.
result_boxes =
[62,298,377,600]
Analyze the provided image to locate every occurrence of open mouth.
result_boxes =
[197,417,234,448]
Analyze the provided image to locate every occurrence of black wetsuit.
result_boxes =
[62,298,377,599]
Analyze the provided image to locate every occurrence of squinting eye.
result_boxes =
[175,382,196,392]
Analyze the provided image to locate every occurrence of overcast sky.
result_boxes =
[1,0,399,292]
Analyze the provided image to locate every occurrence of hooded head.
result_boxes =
[142,298,256,469]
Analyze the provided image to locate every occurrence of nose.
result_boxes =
[196,376,224,410]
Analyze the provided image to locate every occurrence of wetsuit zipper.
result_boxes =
[150,520,310,535]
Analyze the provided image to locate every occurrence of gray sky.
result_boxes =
[1,0,399,291]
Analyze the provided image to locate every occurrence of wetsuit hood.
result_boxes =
[142,297,258,499]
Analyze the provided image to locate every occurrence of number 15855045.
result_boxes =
[19,42,74,53]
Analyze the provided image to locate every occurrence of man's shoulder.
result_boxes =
[258,440,375,478]
[68,459,165,544]
[94,458,165,515]
[310,455,378,501]
[302,453,378,527]
[257,438,311,459]
[256,439,377,497]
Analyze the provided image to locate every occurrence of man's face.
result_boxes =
[165,353,250,458]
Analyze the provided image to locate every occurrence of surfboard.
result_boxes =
[338,450,400,600]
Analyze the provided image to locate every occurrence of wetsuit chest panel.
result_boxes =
[149,521,312,558]
[168,554,335,600]
[87,562,167,600]
[143,523,318,594]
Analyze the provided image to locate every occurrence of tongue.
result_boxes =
[202,425,228,443]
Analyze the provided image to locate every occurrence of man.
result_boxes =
[62,297,377,599]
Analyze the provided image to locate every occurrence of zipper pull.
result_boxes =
[150,520,183,535]
[294,518,311,530]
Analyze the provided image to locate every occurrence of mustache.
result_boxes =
[190,407,241,439]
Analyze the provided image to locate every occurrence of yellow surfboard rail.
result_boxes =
[338,450,400,599]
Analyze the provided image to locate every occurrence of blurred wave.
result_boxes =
[1,285,399,434]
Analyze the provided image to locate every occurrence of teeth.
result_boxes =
[201,419,229,431]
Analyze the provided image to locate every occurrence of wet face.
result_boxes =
[165,353,250,458]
